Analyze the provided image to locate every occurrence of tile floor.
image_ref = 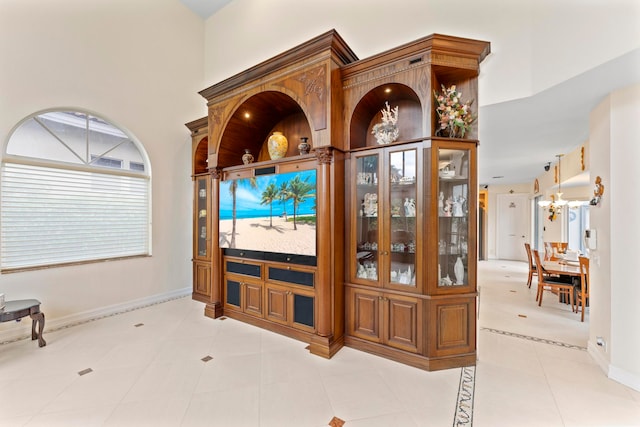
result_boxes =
[0,260,639,426]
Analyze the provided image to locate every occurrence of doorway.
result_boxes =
[496,193,530,261]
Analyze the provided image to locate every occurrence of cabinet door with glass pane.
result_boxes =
[194,175,210,261]
[349,143,422,293]
[435,143,476,293]
[351,151,382,287]
[384,145,421,293]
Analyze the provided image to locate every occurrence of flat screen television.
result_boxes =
[219,169,317,259]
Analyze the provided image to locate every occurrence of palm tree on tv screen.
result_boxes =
[229,177,256,247]
[260,182,279,227]
[287,175,315,231]
[278,181,290,221]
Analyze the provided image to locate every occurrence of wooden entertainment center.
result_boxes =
[186,30,490,370]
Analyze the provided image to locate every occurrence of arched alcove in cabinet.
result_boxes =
[216,91,313,167]
[349,83,423,150]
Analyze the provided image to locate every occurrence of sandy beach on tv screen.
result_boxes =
[219,215,316,255]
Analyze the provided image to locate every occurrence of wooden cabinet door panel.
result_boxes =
[244,283,263,316]
[348,288,382,343]
[428,297,475,357]
[194,262,211,297]
[266,286,289,325]
[385,295,421,353]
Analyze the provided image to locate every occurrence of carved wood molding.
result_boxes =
[315,147,334,164]
[280,64,328,130]
[295,65,326,101]
[210,167,223,179]
[209,106,224,129]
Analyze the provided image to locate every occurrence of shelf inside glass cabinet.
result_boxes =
[438,148,470,287]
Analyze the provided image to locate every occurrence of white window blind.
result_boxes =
[1,163,149,270]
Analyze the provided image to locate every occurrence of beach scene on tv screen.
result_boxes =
[219,169,317,256]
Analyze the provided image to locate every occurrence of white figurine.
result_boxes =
[453,196,465,217]
[404,198,416,217]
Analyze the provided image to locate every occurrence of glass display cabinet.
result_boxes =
[195,176,209,258]
[437,147,470,288]
[187,116,211,304]
[352,144,421,293]
[192,174,211,302]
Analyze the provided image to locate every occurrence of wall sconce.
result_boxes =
[590,176,604,206]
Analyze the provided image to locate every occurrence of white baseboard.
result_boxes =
[0,287,191,344]
[587,339,610,375]
[609,364,640,393]
[587,340,640,392]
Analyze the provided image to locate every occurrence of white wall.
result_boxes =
[0,0,205,336]
[608,84,640,389]
[203,0,640,107]
[531,0,640,93]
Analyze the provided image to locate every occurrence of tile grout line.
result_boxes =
[453,366,475,426]
[480,327,587,350]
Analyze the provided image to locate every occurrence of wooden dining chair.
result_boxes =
[532,249,574,308]
[573,256,590,322]
[524,243,537,288]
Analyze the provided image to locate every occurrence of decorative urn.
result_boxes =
[242,149,254,165]
[298,137,310,155]
[267,131,288,160]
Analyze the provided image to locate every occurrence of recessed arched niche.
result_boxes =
[217,91,313,168]
[350,83,422,150]
[193,137,208,175]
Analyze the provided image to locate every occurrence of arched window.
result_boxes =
[1,109,151,271]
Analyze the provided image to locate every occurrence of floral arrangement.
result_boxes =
[434,84,475,138]
[546,195,559,221]
[372,101,399,145]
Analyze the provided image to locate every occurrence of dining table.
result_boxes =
[542,260,581,278]
[542,259,582,304]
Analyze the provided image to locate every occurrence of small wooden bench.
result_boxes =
[0,299,46,347]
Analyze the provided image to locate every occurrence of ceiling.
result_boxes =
[180,0,640,187]
[179,0,232,19]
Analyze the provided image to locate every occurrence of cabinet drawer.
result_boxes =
[225,258,262,279]
[224,169,253,180]
[267,265,314,288]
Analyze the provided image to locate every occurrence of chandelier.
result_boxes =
[538,154,567,209]
[538,154,586,218]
